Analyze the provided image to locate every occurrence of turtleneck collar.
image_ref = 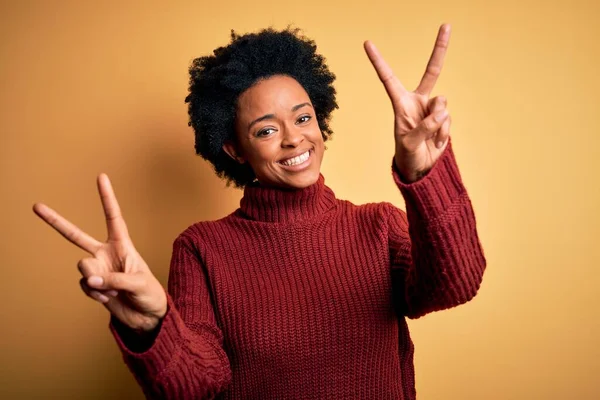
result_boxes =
[238,174,337,223]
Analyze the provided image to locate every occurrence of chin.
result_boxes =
[285,169,320,189]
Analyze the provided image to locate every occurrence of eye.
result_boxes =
[257,127,276,137]
[296,115,312,124]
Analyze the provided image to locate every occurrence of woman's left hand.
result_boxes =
[364,24,452,183]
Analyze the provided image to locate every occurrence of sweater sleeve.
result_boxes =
[388,137,487,319]
[109,233,232,399]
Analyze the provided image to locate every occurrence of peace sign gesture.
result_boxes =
[33,174,167,332]
[365,24,452,182]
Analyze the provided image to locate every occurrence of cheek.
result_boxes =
[247,141,280,166]
[310,129,325,149]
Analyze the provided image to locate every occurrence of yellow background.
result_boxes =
[2,0,599,398]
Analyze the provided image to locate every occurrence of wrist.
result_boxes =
[394,154,430,183]
[394,155,416,183]
[139,316,163,333]
[111,314,162,353]
[143,292,168,332]
[144,280,168,329]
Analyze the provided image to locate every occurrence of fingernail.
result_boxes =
[435,110,448,122]
[95,292,109,303]
[88,276,103,287]
[436,140,444,149]
[107,290,118,297]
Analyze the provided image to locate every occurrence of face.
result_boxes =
[225,75,325,189]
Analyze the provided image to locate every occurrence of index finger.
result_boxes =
[416,24,451,96]
[33,203,102,254]
[364,40,408,101]
[97,174,130,241]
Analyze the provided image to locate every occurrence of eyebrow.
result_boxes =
[247,102,313,130]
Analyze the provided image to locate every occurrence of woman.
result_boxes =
[33,24,486,399]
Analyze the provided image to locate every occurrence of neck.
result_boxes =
[238,174,337,223]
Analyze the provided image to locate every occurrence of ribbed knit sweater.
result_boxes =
[110,139,487,399]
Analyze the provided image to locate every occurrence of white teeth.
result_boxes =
[280,150,310,166]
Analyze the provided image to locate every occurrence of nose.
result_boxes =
[281,124,304,148]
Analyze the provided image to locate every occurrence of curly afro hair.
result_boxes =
[184,27,338,187]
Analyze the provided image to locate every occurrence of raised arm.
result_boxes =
[109,232,232,399]
[365,24,486,317]
[387,140,487,319]
[33,175,231,399]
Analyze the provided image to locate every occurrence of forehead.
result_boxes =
[236,75,310,118]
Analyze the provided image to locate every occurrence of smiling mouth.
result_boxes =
[278,150,311,167]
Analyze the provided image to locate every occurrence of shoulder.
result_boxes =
[334,197,406,227]
[172,212,239,249]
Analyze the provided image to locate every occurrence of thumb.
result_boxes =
[87,272,144,292]
[427,95,447,115]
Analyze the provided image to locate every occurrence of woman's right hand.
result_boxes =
[33,174,167,333]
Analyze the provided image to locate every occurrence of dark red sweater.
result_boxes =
[110,139,486,399]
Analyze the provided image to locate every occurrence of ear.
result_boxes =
[222,140,246,164]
